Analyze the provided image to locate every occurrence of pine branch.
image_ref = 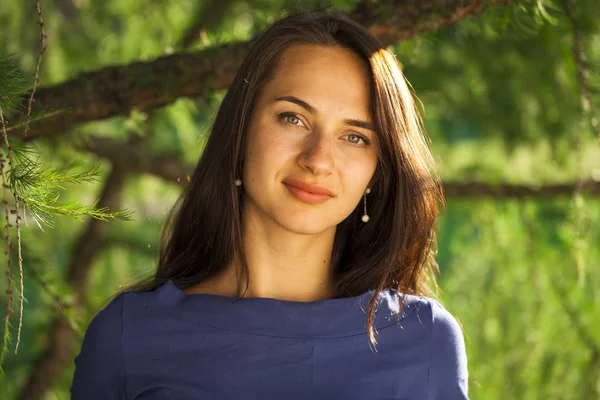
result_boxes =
[0,56,29,114]
[0,153,14,379]
[1,9,131,366]
[0,110,25,359]
[21,197,133,227]
[0,54,28,362]
[2,143,133,230]
[1,0,47,357]
[350,0,515,45]
[18,166,128,400]
[24,0,47,138]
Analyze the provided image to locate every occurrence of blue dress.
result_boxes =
[71,280,469,399]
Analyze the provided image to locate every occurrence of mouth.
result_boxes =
[282,178,334,196]
[283,180,334,205]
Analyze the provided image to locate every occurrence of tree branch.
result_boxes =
[8,41,250,143]
[78,135,600,198]
[78,135,192,185]
[7,0,515,142]
[350,0,514,47]
[442,180,600,199]
[18,166,128,400]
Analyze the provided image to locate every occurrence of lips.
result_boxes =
[282,178,334,205]
[282,178,334,196]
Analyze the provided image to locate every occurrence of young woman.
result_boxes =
[71,10,469,400]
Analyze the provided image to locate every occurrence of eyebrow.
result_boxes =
[273,96,375,132]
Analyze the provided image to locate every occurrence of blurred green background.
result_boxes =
[0,0,599,399]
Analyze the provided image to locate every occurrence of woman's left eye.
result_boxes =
[346,133,370,146]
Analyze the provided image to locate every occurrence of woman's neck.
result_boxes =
[186,209,337,302]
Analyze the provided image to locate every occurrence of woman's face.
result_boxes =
[242,44,379,235]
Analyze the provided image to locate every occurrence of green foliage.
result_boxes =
[4,145,134,229]
[0,55,28,114]
[437,198,600,399]
[0,311,13,379]
[0,0,599,399]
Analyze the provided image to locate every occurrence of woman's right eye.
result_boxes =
[279,112,305,128]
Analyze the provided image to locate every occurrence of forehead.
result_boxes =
[259,44,373,117]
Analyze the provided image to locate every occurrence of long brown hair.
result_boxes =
[129,10,443,345]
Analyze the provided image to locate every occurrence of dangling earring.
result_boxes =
[362,188,371,223]
[235,178,242,187]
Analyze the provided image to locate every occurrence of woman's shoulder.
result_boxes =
[384,293,468,397]
[71,292,129,397]
[425,298,469,397]
[401,293,464,340]
[380,290,458,326]
[72,285,172,397]
[85,291,127,334]
[82,286,161,335]
[383,292,465,351]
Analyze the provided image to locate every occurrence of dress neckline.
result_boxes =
[142,279,422,338]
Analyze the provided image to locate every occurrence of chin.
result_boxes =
[273,212,338,235]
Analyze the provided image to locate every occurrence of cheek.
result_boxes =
[338,157,377,196]
[244,124,297,180]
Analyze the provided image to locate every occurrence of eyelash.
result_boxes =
[277,112,371,147]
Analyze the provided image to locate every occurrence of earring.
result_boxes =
[235,178,242,187]
[362,188,371,223]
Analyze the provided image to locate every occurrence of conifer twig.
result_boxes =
[0,151,14,378]
[22,198,133,223]
[24,0,47,139]
[0,111,24,355]
[3,146,132,230]
[0,0,48,354]
[18,166,128,399]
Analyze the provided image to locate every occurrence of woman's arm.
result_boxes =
[428,299,469,400]
[70,293,127,399]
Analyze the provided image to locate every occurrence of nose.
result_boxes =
[298,131,334,176]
